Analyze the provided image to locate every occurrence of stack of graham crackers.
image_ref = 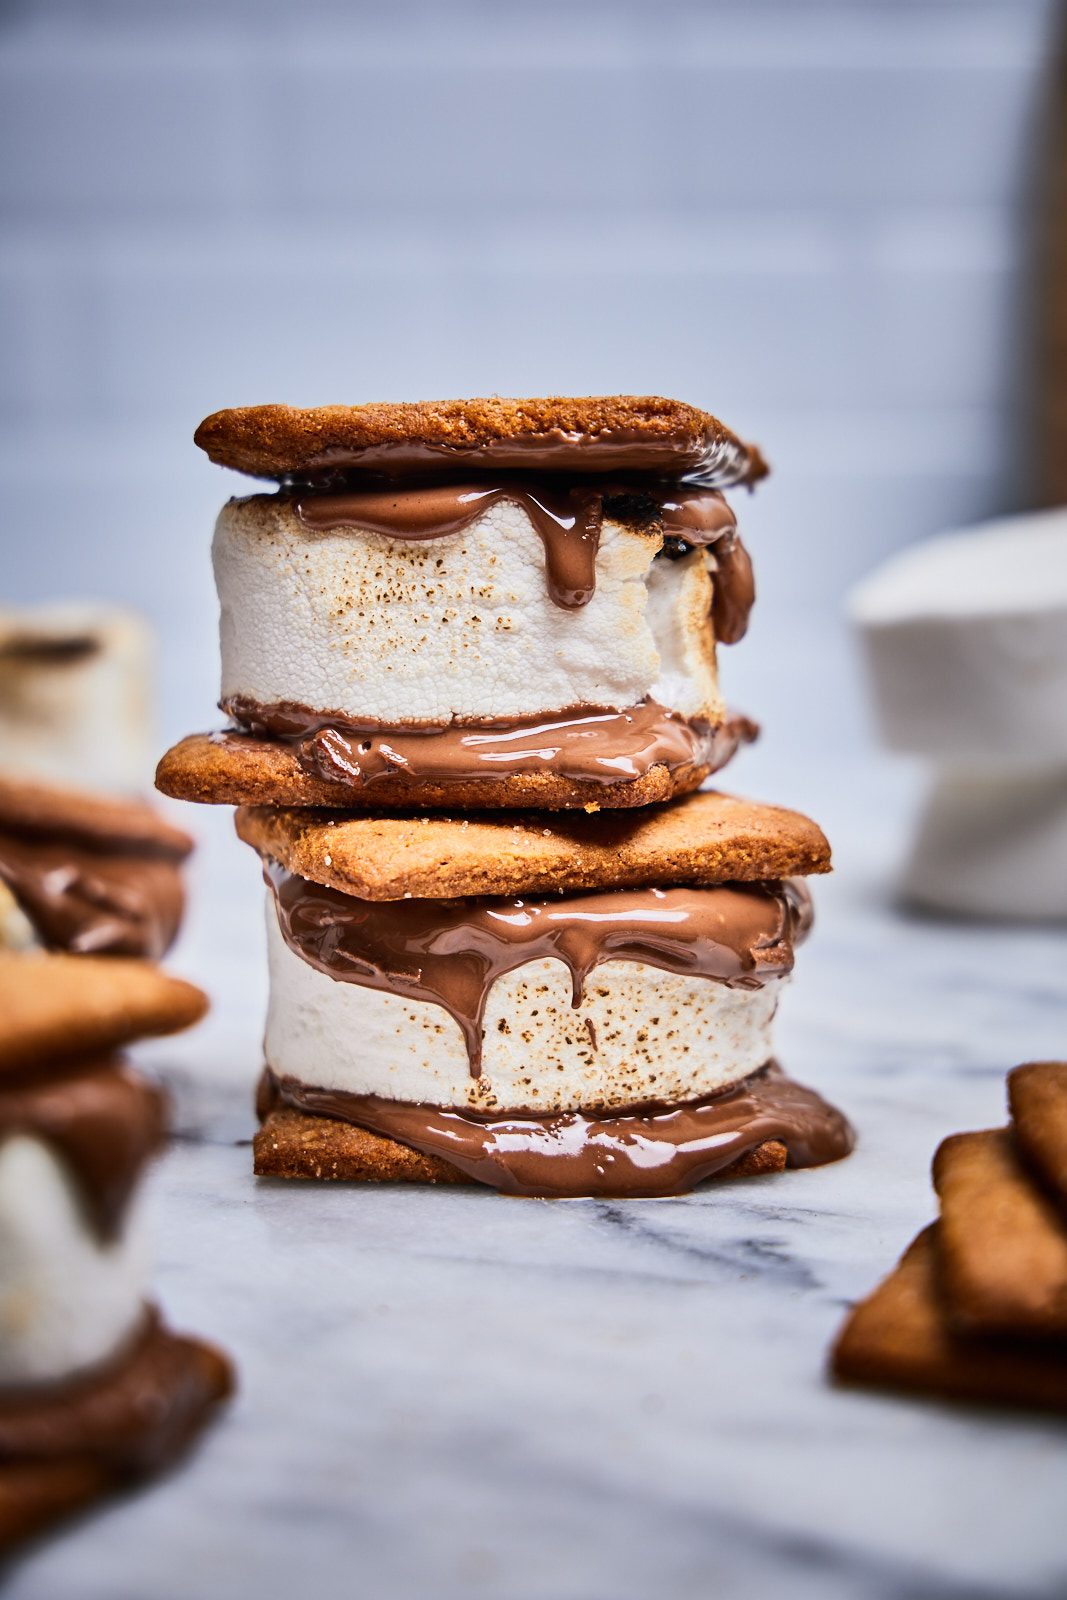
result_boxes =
[833,1061,1067,1411]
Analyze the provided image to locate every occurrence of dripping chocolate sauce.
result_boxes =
[294,479,752,636]
[0,1057,167,1241]
[261,1063,854,1199]
[265,864,810,1078]
[0,832,185,959]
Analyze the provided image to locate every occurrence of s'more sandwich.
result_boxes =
[159,395,853,1198]
[0,954,233,1553]
[158,396,763,811]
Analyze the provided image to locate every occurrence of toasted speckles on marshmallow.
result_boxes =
[214,494,722,724]
[264,897,781,1114]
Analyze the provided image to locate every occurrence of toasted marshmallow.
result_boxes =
[0,1134,149,1385]
[214,494,722,725]
[849,508,1067,765]
[0,603,156,794]
[264,896,782,1114]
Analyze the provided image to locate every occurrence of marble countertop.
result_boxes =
[7,739,1067,1600]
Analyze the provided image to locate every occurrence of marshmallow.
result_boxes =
[214,494,722,725]
[263,895,783,1115]
[0,603,156,794]
[902,765,1067,920]
[0,1134,149,1385]
[848,508,1067,765]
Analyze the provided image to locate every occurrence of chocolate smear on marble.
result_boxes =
[264,866,811,1078]
[0,1058,166,1241]
[264,1062,853,1198]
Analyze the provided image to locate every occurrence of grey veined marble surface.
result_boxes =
[7,740,1067,1600]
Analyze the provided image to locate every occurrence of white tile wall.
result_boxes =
[0,0,1058,745]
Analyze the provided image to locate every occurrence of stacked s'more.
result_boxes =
[0,954,233,1552]
[0,603,193,963]
[158,396,853,1198]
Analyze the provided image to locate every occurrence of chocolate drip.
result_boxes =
[0,832,185,960]
[0,1059,166,1241]
[295,480,746,621]
[267,1063,854,1198]
[223,696,752,794]
[266,866,810,1078]
[297,483,603,609]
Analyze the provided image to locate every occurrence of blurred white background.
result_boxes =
[0,0,1060,815]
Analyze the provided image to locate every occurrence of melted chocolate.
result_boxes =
[266,866,810,1078]
[0,1308,233,1476]
[0,1058,166,1240]
[297,483,603,609]
[294,480,751,627]
[286,426,765,488]
[266,1063,854,1198]
[223,697,753,794]
[0,832,185,960]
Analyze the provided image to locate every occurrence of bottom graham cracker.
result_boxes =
[831,1225,1067,1413]
[253,1103,787,1187]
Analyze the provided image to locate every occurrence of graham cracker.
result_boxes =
[1009,1061,1067,1211]
[156,730,715,812]
[0,952,207,1075]
[235,789,830,901]
[831,1225,1067,1412]
[0,773,191,858]
[194,395,768,485]
[254,1102,787,1186]
[933,1128,1067,1337]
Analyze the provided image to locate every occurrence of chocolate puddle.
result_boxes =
[265,866,810,1078]
[0,832,185,959]
[0,1058,166,1241]
[264,1063,854,1198]
[294,480,750,629]
[223,697,755,794]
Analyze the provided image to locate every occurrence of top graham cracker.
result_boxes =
[235,790,830,902]
[194,395,769,485]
